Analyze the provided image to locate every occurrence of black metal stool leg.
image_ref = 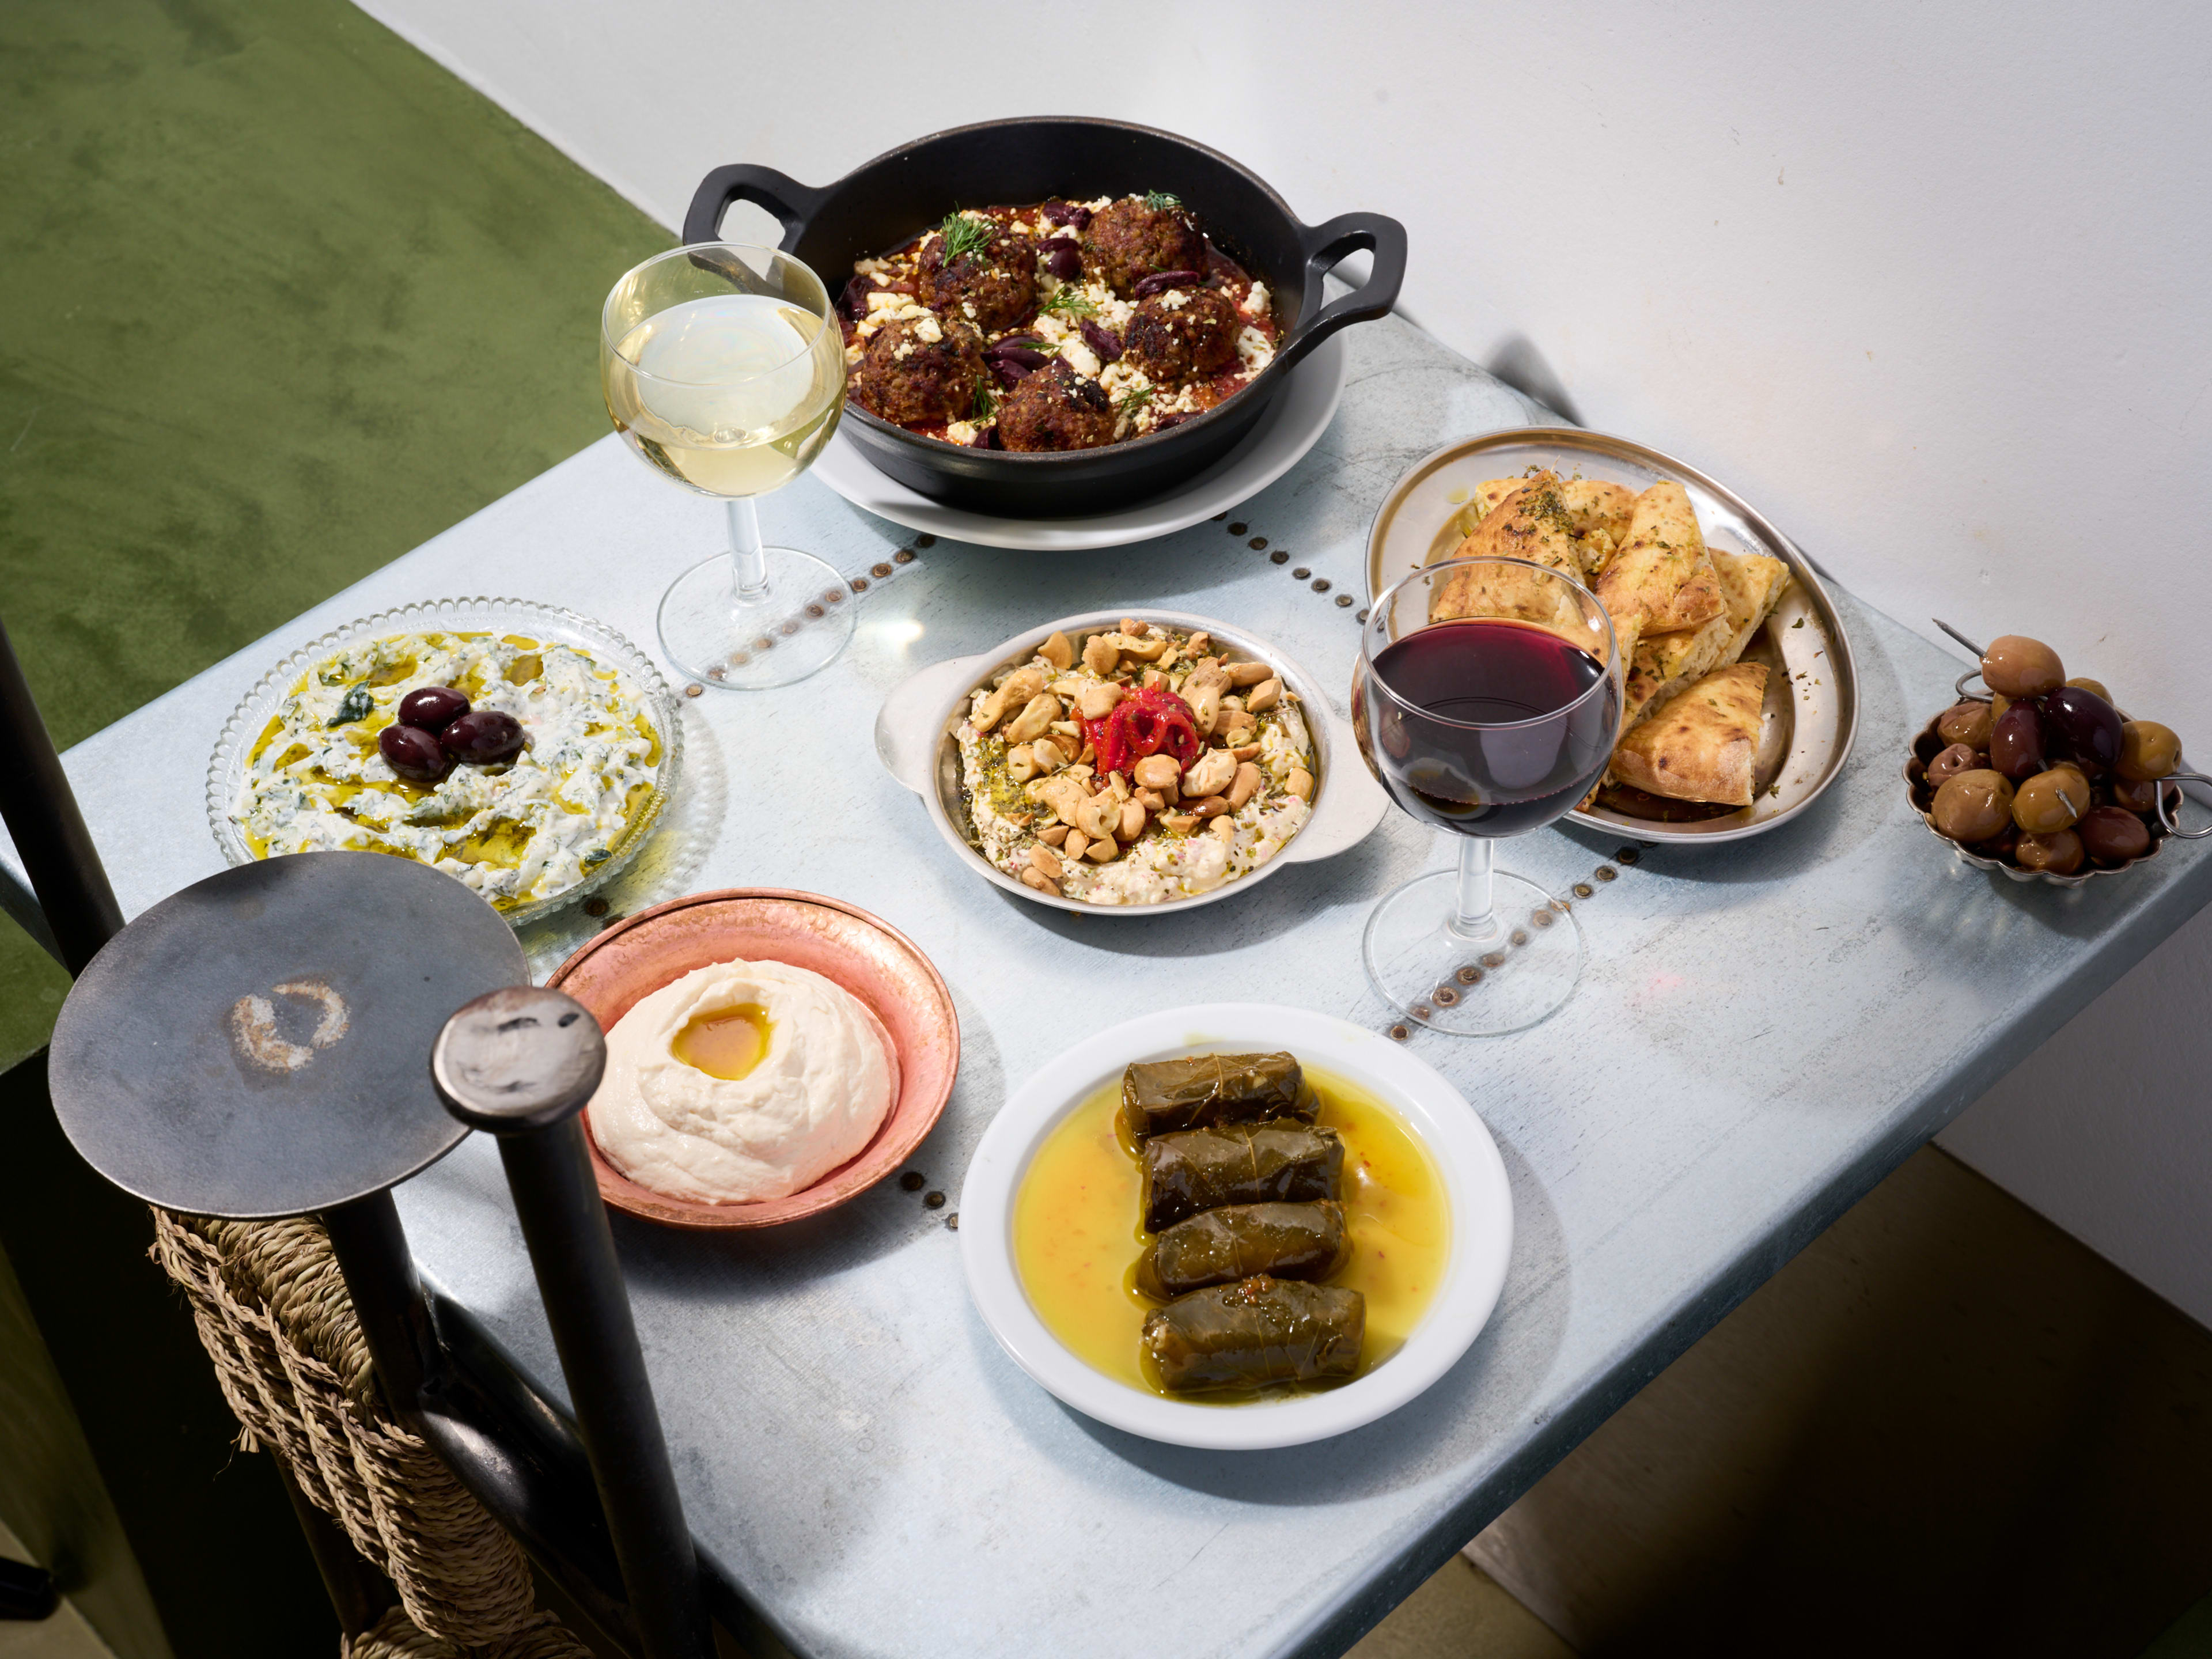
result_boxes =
[0,617,121,974]
[433,986,711,1659]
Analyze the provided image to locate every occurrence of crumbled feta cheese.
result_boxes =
[912,313,944,344]
[1062,338,1101,378]
[1240,282,1271,319]
[1159,289,1189,311]
[946,421,978,444]
[1235,325,1275,372]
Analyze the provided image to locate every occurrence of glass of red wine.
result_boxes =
[1353,555,1623,1036]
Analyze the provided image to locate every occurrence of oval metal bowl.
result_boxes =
[1365,428,1858,844]
[548,888,959,1229]
[1903,709,2205,887]
[874,609,1389,916]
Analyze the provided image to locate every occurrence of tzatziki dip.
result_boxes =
[234,629,662,910]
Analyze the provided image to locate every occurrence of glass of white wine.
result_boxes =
[601,243,851,690]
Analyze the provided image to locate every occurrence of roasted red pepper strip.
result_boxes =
[1086,686,1201,777]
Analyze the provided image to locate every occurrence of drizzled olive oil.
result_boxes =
[672,1003,772,1082]
[1013,1065,1449,1402]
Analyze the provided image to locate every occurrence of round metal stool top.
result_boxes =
[50,852,527,1218]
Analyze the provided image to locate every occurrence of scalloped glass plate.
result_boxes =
[206,597,684,929]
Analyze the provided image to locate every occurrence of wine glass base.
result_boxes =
[657,547,856,691]
[1362,866,1586,1037]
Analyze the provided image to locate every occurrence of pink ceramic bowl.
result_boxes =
[548,888,959,1229]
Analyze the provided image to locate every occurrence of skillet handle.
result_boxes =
[682,164,828,249]
[1270,212,1407,378]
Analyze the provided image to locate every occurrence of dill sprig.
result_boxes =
[1039,286,1098,319]
[1115,382,1153,417]
[1142,190,1182,211]
[937,210,994,264]
[971,374,998,421]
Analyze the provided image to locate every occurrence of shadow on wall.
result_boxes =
[1484,336,1583,427]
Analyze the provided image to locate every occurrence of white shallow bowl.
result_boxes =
[207,596,684,930]
[812,333,1347,551]
[873,609,1389,916]
[959,1003,1516,1450]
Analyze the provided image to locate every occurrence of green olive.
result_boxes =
[1935,701,1995,749]
[2015,829,2085,875]
[2066,676,2112,703]
[1931,769,2014,843]
[2109,774,2162,814]
[1982,635,2065,698]
[2013,765,2091,835]
[2118,720,2181,782]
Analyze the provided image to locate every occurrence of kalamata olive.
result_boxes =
[1043,241,1083,281]
[1931,770,2014,843]
[2040,685,2124,773]
[397,685,469,733]
[1041,200,1092,230]
[1926,742,1982,785]
[2077,805,2152,865]
[1936,701,1995,748]
[378,722,450,783]
[441,709,525,764]
[990,357,1029,388]
[837,273,876,322]
[986,340,1054,372]
[1080,319,1123,362]
[2118,719,2181,781]
[968,424,999,449]
[1982,635,2065,698]
[1132,268,1203,299]
[2065,676,2112,703]
[1987,699,2046,781]
[2015,829,2085,875]
[2012,765,2090,835]
[1974,823,2020,861]
[2109,774,2162,813]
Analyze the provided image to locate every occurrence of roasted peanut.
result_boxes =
[1134,787,1166,812]
[1006,744,1038,782]
[1118,800,1146,842]
[1287,767,1314,801]
[1048,719,1081,738]
[1035,774,1088,825]
[1038,823,1070,846]
[1084,834,1117,863]
[1246,677,1282,713]
[1185,632,1210,657]
[1106,771,1131,801]
[1210,816,1236,843]
[1218,709,1257,738]
[1039,630,1074,671]
[1120,617,1149,638]
[1227,762,1262,809]
[1029,738,1064,772]
[1117,632,1169,664]
[1232,744,1260,762]
[1192,794,1229,818]
[1140,668,1165,688]
[1132,754,1181,790]
[1226,660,1274,688]
[1029,845,1064,881]
[1161,812,1200,835]
[1002,693,1060,745]
[1184,747,1238,798]
[1020,866,1060,896]
[1077,681,1123,721]
[1062,830,1089,861]
[1081,632,1119,676]
[1075,794,1120,841]
[1186,683,1222,734]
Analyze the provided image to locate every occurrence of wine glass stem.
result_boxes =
[727,497,768,604]
[1447,835,1502,945]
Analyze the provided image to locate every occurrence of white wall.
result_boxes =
[353,0,2212,1319]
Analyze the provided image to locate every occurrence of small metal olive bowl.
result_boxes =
[1902,709,2206,888]
[874,609,1389,916]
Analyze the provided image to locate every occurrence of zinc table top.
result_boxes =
[15,315,2209,1659]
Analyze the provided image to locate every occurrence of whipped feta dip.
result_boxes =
[589,959,895,1205]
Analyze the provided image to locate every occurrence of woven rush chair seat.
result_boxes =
[151,1209,593,1657]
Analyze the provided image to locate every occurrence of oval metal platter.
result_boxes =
[1365,427,1859,844]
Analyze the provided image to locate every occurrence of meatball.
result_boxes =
[996,361,1116,452]
[1082,196,1207,297]
[919,219,1036,334]
[850,315,986,427]
[1123,287,1243,383]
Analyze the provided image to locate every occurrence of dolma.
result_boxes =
[1139,1119,1343,1232]
[1142,1276,1366,1392]
[1120,1051,1312,1141]
[1136,1202,1351,1301]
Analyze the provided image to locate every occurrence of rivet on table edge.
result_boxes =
[1410,1003,1432,1020]
[1615,846,1642,864]
[1573,881,1594,899]
[1596,865,1618,881]
[946,1213,959,1230]
[1228,521,1247,535]
[1270,551,1289,565]
[899,1171,925,1192]
[1434,986,1460,1007]
[1249,537,1268,550]
[583,897,609,917]
[923,1191,946,1209]
[1336,594,1354,608]
[1292,566,1310,579]
[850,577,871,592]
[911,535,935,549]
[1481,951,1506,968]
[1388,1023,1411,1041]
[1510,929,1531,947]
[871,562,893,578]
[683,684,703,698]
[1312,578,1331,593]
[1456,965,1481,984]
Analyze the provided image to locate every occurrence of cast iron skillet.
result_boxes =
[683,116,1406,520]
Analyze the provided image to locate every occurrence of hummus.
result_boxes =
[589,959,894,1204]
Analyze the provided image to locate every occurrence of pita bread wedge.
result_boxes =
[1596,482,1725,635]
[1711,548,1791,662]
[1609,662,1769,806]
[1560,479,1636,543]
[1448,474,1552,539]
[1435,476,1585,625]
[1623,611,1732,730]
